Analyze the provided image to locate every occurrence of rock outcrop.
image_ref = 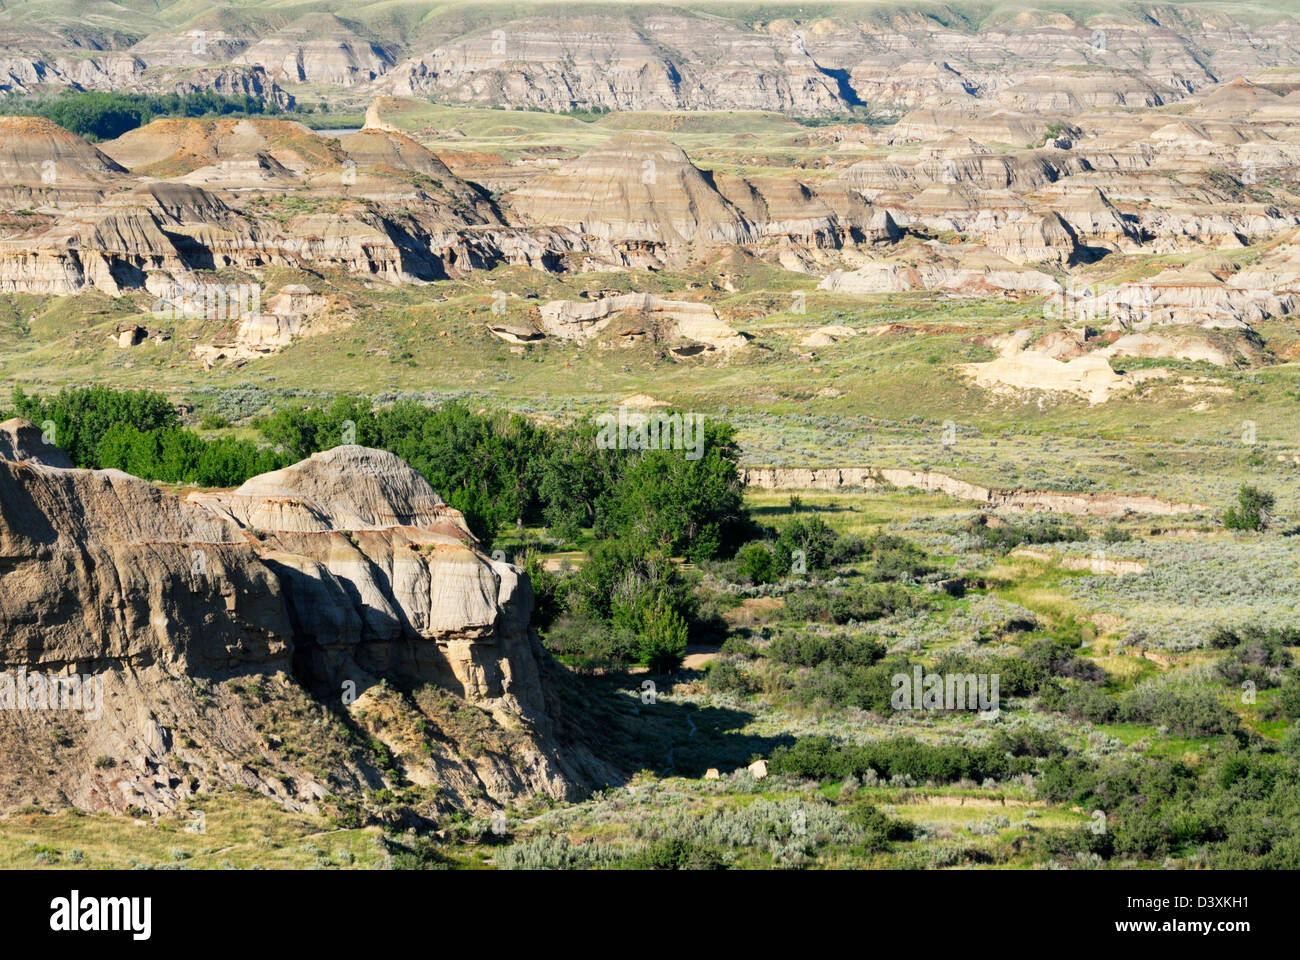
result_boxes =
[0,418,72,467]
[0,430,608,816]
[538,292,747,351]
[3,3,1299,119]
[508,133,757,247]
[960,350,1167,404]
[740,466,1205,517]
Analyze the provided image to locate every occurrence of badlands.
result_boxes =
[1,1,1300,878]
[0,3,1298,395]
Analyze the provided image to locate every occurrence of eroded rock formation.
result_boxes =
[0,429,609,817]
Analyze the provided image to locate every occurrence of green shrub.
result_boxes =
[705,660,753,694]
[766,632,885,668]
[624,837,726,870]
[966,514,1087,552]
[1117,683,1240,737]
[736,542,779,585]
[862,534,936,580]
[773,515,839,572]
[783,581,915,624]
[847,803,915,850]
[1101,524,1132,543]
[638,600,689,672]
[1222,485,1275,532]
[768,735,1013,785]
[1277,678,1300,719]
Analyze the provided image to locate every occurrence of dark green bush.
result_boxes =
[736,543,779,585]
[1117,684,1240,737]
[768,735,1012,785]
[766,632,886,668]
[965,514,1087,552]
[847,803,915,850]
[783,581,915,624]
[624,837,726,870]
[1222,485,1275,532]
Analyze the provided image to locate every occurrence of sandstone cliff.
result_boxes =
[0,428,611,817]
[740,466,1205,518]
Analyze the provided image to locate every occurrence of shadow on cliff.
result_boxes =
[540,661,794,784]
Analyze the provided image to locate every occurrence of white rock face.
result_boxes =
[193,447,457,533]
[960,351,1168,404]
[820,248,1062,296]
[539,292,747,351]
[188,446,546,713]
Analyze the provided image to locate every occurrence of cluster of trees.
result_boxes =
[257,395,750,558]
[96,426,291,488]
[10,387,290,487]
[529,543,696,671]
[11,388,750,557]
[2,91,285,141]
[733,515,856,584]
[9,388,752,672]
[729,518,934,588]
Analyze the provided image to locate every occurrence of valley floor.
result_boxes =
[8,487,1295,870]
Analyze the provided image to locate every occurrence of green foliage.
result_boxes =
[793,658,904,713]
[260,398,749,558]
[1037,749,1300,867]
[768,735,1015,785]
[705,659,754,695]
[1,90,283,141]
[1043,825,1114,860]
[540,612,638,667]
[735,542,779,584]
[783,581,915,624]
[523,552,565,632]
[847,804,915,850]
[569,541,688,626]
[594,419,747,562]
[965,514,1087,552]
[10,386,289,486]
[543,541,695,668]
[1278,678,1300,720]
[1214,628,1293,689]
[766,632,886,668]
[533,418,624,541]
[259,397,544,549]
[1116,682,1241,737]
[13,386,178,468]
[860,533,935,580]
[380,834,453,870]
[729,516,870,583]
[1209,624,1300,649]
[623,837,726,870]
[1101,523,1132,543]
[97,423,290,486]
[1223,484,1275,532]
[638,600,689,672]
[772,515,839,572]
